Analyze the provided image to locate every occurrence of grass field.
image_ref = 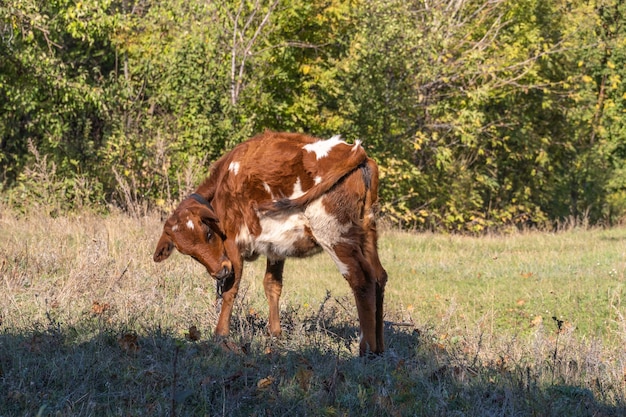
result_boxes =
[1,208,625,416]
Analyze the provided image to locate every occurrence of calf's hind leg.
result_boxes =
[333,243,381,356]
[364,223,387,353]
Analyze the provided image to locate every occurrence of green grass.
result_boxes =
[270,228,626,346]
[1,209,625,416]
[382,229,626,343]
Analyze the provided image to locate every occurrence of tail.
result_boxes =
[259,142,368,213]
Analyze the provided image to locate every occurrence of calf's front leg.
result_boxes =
[263,259,285,337]
[214,250,243,337]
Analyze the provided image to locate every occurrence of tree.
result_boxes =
[332,0,622,230]
[2,0,624,228]
[0,0,113,186]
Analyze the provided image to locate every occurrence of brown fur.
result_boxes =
[153,131,387,355]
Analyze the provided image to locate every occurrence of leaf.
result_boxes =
[186,325,201,341]
[257,376,275,390]
[118,333,140,353]
[92,301,110,315]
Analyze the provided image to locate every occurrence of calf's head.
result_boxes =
[153,196,232,280]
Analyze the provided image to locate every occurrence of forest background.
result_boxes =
[1,0,625,232]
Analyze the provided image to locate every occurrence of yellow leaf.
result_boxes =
[257,376,274,390]
[92,301,110,315]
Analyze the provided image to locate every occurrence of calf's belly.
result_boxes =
[238,211,322,260]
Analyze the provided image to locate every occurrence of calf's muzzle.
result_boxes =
[213,260,233,281]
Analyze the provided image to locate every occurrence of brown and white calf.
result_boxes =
[153,131,388,355]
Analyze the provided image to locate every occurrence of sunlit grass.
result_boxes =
[377,229,626,344]
[248,228,626,347]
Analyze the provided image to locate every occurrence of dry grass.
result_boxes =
[1,207,625,416]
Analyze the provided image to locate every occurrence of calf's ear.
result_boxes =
[153,233,175,262]
[197,205,219,224]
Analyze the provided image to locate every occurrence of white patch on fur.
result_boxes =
[304,199,348,244]
[234,195,352,276]
[229,161,240,175]
[235,225,253,252]
[326,249,350,277]
[262,182,276,201]
[186,219,194,230]
[172,224,179,232]
[303,135,344,160]
[314,176,322,185]
[290,177,305,199]
[304,198,350,276]
[235,212,312,260]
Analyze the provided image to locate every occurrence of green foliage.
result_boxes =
[2,140,104,215]
[332,0,626,230]
[103,0,240,208]
[1,0,625,229]
[0,0,113,184]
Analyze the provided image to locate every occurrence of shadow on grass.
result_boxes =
[1,309,625,417]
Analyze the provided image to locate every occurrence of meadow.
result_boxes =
[1,208,625,416]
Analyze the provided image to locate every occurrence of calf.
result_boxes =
[153,131,388,355]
